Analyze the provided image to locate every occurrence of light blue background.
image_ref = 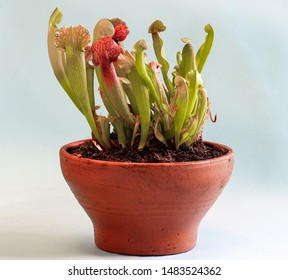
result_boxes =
[0,0,287,259]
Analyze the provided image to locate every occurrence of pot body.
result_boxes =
[60,140,234,256]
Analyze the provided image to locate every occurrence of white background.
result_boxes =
[0,0,288,260]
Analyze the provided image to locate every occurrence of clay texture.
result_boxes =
[60,140,234,255]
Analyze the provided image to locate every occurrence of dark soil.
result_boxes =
[68,138,229,163]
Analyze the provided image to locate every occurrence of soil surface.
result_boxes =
[68,138,229,163]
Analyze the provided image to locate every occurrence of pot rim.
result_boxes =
[60,139,233,167]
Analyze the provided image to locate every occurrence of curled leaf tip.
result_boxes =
[205,24,213,33]
[55,25,90,51]
[196,24,214,73]
[210,112,217,123]
[49,7,63,28]
[174,75,187,88]
[134,39,148,51]
[181,37,191,44]
[148,20,166,33]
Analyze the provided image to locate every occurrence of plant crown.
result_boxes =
[48,8,215,150]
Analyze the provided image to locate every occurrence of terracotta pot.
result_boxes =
[60,140,234,256]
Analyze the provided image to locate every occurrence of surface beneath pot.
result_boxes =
[67,138,229,163]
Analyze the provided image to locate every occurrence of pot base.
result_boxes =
[96,242,196,256]
[94,225,198,256]
[91,204,201,256]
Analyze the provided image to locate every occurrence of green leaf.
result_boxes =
[154,116,168,146]
[47,8,82,112]
[120,78,139,115]
[173,76,188,149]
[96,116,111,147]
[86,65,95,111]
[178,38,196,78]
[134,41,159,104]
[110,117,127,148]
[65,46,109,148]
[176,51,181,66]
[117,52,140,115]
[185,70,202,122]
[148,20,174,98]
[147,62,169,107]
[49,7,62,28]
[119,50,151,150]
[194,87,208,140]
[131,116,140,147]
[128,68,151,150]
[196,24,214,73]
[178,115,198,146]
